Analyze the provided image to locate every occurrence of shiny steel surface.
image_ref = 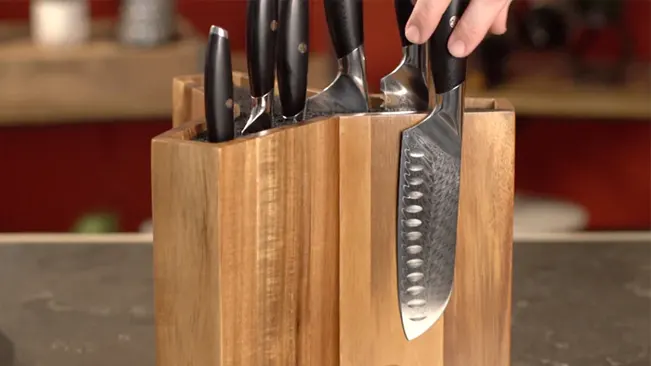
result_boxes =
[304,46,369,114]
[380,44,428,112]
[396,84,464,341]
[281,110,305,124]
[241,91,274,134]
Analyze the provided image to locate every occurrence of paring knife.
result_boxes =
[204,25,235,143]
[242,0,278,135]
[304,0,369,115]
[276,0,309,123]
[396,0,469,341]
[380,0,428,112]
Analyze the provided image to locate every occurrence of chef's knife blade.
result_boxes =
[277,0,309,123]
[204,25,235,143]
[396,0,469,341]
[304,0,369,115]
[242,0,278,135]
[380,0,428,112]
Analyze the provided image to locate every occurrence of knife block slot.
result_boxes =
[152,75,516,366]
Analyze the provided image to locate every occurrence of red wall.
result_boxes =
[1,0,649,232]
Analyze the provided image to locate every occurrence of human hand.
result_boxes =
[405,0,512,58]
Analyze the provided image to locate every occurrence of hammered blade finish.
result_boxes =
[397,116,461,341]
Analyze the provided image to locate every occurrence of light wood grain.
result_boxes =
[173,75,203,127]
[466,53,650,120]
[153,75,515,364]
[336,103,514,365]
[444,107,515,366]
[0,18,202,125]
[152,117,340,366]
[338,113,445,366]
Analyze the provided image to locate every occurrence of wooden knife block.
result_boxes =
[152,74,515,366]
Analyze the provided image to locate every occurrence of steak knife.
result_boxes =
[277,0,309,123]
[204,25,234,143]
[242,0,278,135]
[396,0,469,341]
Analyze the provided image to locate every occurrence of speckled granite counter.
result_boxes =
[0,240,648,366]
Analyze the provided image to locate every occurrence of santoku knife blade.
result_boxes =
[242,0,278,135]
[277,0,309,123]
[204,25,235,143]
[396,0,469,341]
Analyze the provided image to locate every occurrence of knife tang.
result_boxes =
[429,0,469,94]
[246,0,278,97]
[204,26,234,143]
[324,0,363,59]
[277,0,309,118]
[395,0,415,47]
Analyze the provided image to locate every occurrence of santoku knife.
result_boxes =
[304,0,369,115]
[277,0,309,123]
[396,0,469,341]
[204,25,235,143]
[380,0,428,112]
[242,0,278,135]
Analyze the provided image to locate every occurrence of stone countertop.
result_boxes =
[0,241,648,366]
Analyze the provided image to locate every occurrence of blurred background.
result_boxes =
[0,0,649,237]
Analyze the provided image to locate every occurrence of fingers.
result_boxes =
[448,0,506,58]
[489,0,511,35]
[405,0,452,44]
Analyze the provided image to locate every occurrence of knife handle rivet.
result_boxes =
[225,98,233,109]
[298,42,307,54]
[449,16,458,29]
[270,20,278,31]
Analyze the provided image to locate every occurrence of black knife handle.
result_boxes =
[204,26,234,143]
[395,0,414,47]
[324,0,363,59]
[246,0,278,97]
[430,0,469,94]
[277,0,309,117]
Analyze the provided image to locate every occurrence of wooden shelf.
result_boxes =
[0,18,204,126]
[466,53,651,120]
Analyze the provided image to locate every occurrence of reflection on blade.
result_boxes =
[304,74,369,116]
[380,45,429,112]
[396,85,463,341]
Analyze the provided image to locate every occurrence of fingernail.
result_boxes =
[405,26,420,43]
[449,39,465,57]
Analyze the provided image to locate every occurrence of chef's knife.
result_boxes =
[204,25,235,143]
[380,0,428,112]
[276,0,309,123]
[241,0,278,135]
[304,0,369,116]
[396,0,469,341]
